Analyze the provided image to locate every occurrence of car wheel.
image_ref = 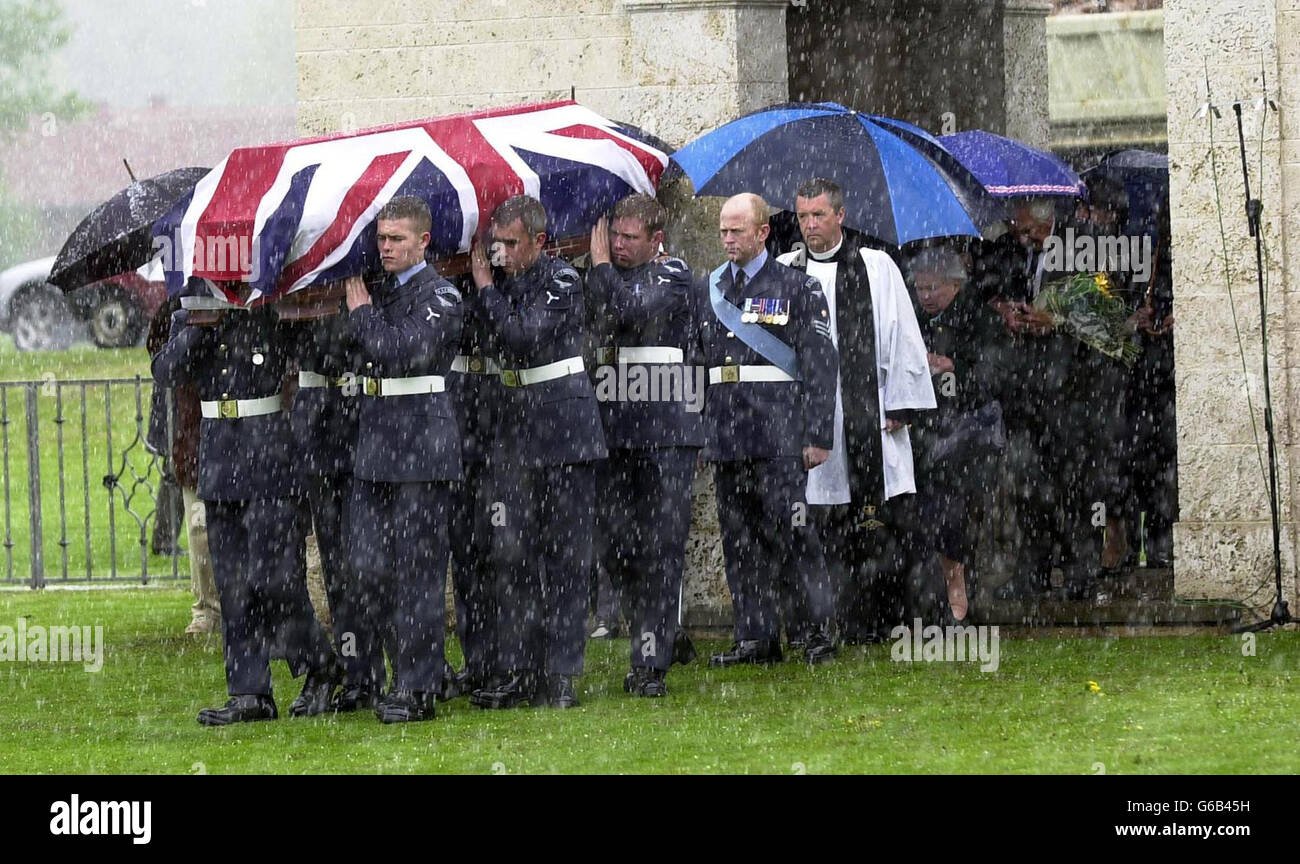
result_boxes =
[87,286,144,348]
[11,283,77,353]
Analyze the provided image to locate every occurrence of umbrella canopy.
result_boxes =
[670,102,1000,247]
[939,129,1084,198]
[49,167,210,292]
[152,100,671,304]
[1083,149,1170,243]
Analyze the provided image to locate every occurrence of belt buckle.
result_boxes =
[363,377,379,396]
[597,347,616,365]
[218,399,238,419]
[720,364,740,384]
[501,369,520,388]
[468,357,484,374]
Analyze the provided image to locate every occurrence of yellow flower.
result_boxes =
[1093,273,1114,298]
[1087,680,1102,693]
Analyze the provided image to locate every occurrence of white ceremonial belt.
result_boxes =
[598,346,684,365]
[361,375,446,397]
[298,370,350,388]
[707,364,795,385]
[450,355,501,375]
[201,393,283,419]
[500,355,585,388]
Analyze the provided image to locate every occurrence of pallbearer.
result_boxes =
[152,279,338,726]
[586,194,702,697]
[344,195,463,724]
[467,195,607,709]
[284,292,384,711]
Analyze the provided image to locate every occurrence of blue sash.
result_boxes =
[707,264,801,380]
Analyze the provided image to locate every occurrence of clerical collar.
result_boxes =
[808,236,844,262]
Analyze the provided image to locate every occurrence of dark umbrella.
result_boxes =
[670,102,1001,246]
[1082,149,1169,234]
[938,129,1084,198]
[49,166,210,291]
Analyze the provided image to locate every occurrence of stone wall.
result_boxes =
[1165,0,1298,610]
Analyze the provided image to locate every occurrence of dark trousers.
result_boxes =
[715,458,832,643]
[449,458,498,683]
[349,479,451,694]
[598,447,697,672]
[1006,337,1128,586]
[205,497,334,696]
[493,461,596,677]
[306,472,384,689]
[813,496,924,641]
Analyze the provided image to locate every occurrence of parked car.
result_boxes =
[0,256,167,352]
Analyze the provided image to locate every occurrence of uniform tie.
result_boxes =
[727,268,746,306]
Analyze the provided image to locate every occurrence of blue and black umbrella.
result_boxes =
[938,129,1084,198]
[670,102,1001,246]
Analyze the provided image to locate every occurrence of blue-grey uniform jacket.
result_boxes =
[475,254,607,469]
[695,255,838,461]
[347,265,464,483]
[586,256,706,449]
[151,306,296,502]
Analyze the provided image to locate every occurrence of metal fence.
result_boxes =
[0,376,184,587]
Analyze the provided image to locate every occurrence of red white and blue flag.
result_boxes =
[152,100,670,303]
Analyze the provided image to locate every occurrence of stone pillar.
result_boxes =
[1002,0,1053,146]
[1165,0,1298,610]
[784,0,1049,141]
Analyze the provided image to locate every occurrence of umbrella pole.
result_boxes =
[122,158,137,182]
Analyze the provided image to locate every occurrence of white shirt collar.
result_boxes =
[808,235,844,262]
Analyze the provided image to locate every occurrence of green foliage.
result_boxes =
[0,0,90,138]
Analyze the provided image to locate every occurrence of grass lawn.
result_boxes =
[1,587,1297,774]
[0,336,180,585]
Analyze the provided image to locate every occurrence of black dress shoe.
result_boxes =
[708,639,782,667]
[802,627,837,665]
[289,663,343,718]
[542,674,580,708]
[331,683,379,713]
[197,694,277,727]
[624,667,667,697]
[454,668,488,695]
[671,629,698,666]
[469,672,539,709]
[375,689,437,723]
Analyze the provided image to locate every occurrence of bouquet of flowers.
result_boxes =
[1032,272,1141,366]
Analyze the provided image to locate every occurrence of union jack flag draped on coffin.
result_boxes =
[152,100,670,304]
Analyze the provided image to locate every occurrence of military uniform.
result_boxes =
[470,253,607,707]
[446,281,500,692]
[587,254,702,687]
[286,309,384,696]
[151,301,335,711]
[696,249,838,659]
[346,262,463,709]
